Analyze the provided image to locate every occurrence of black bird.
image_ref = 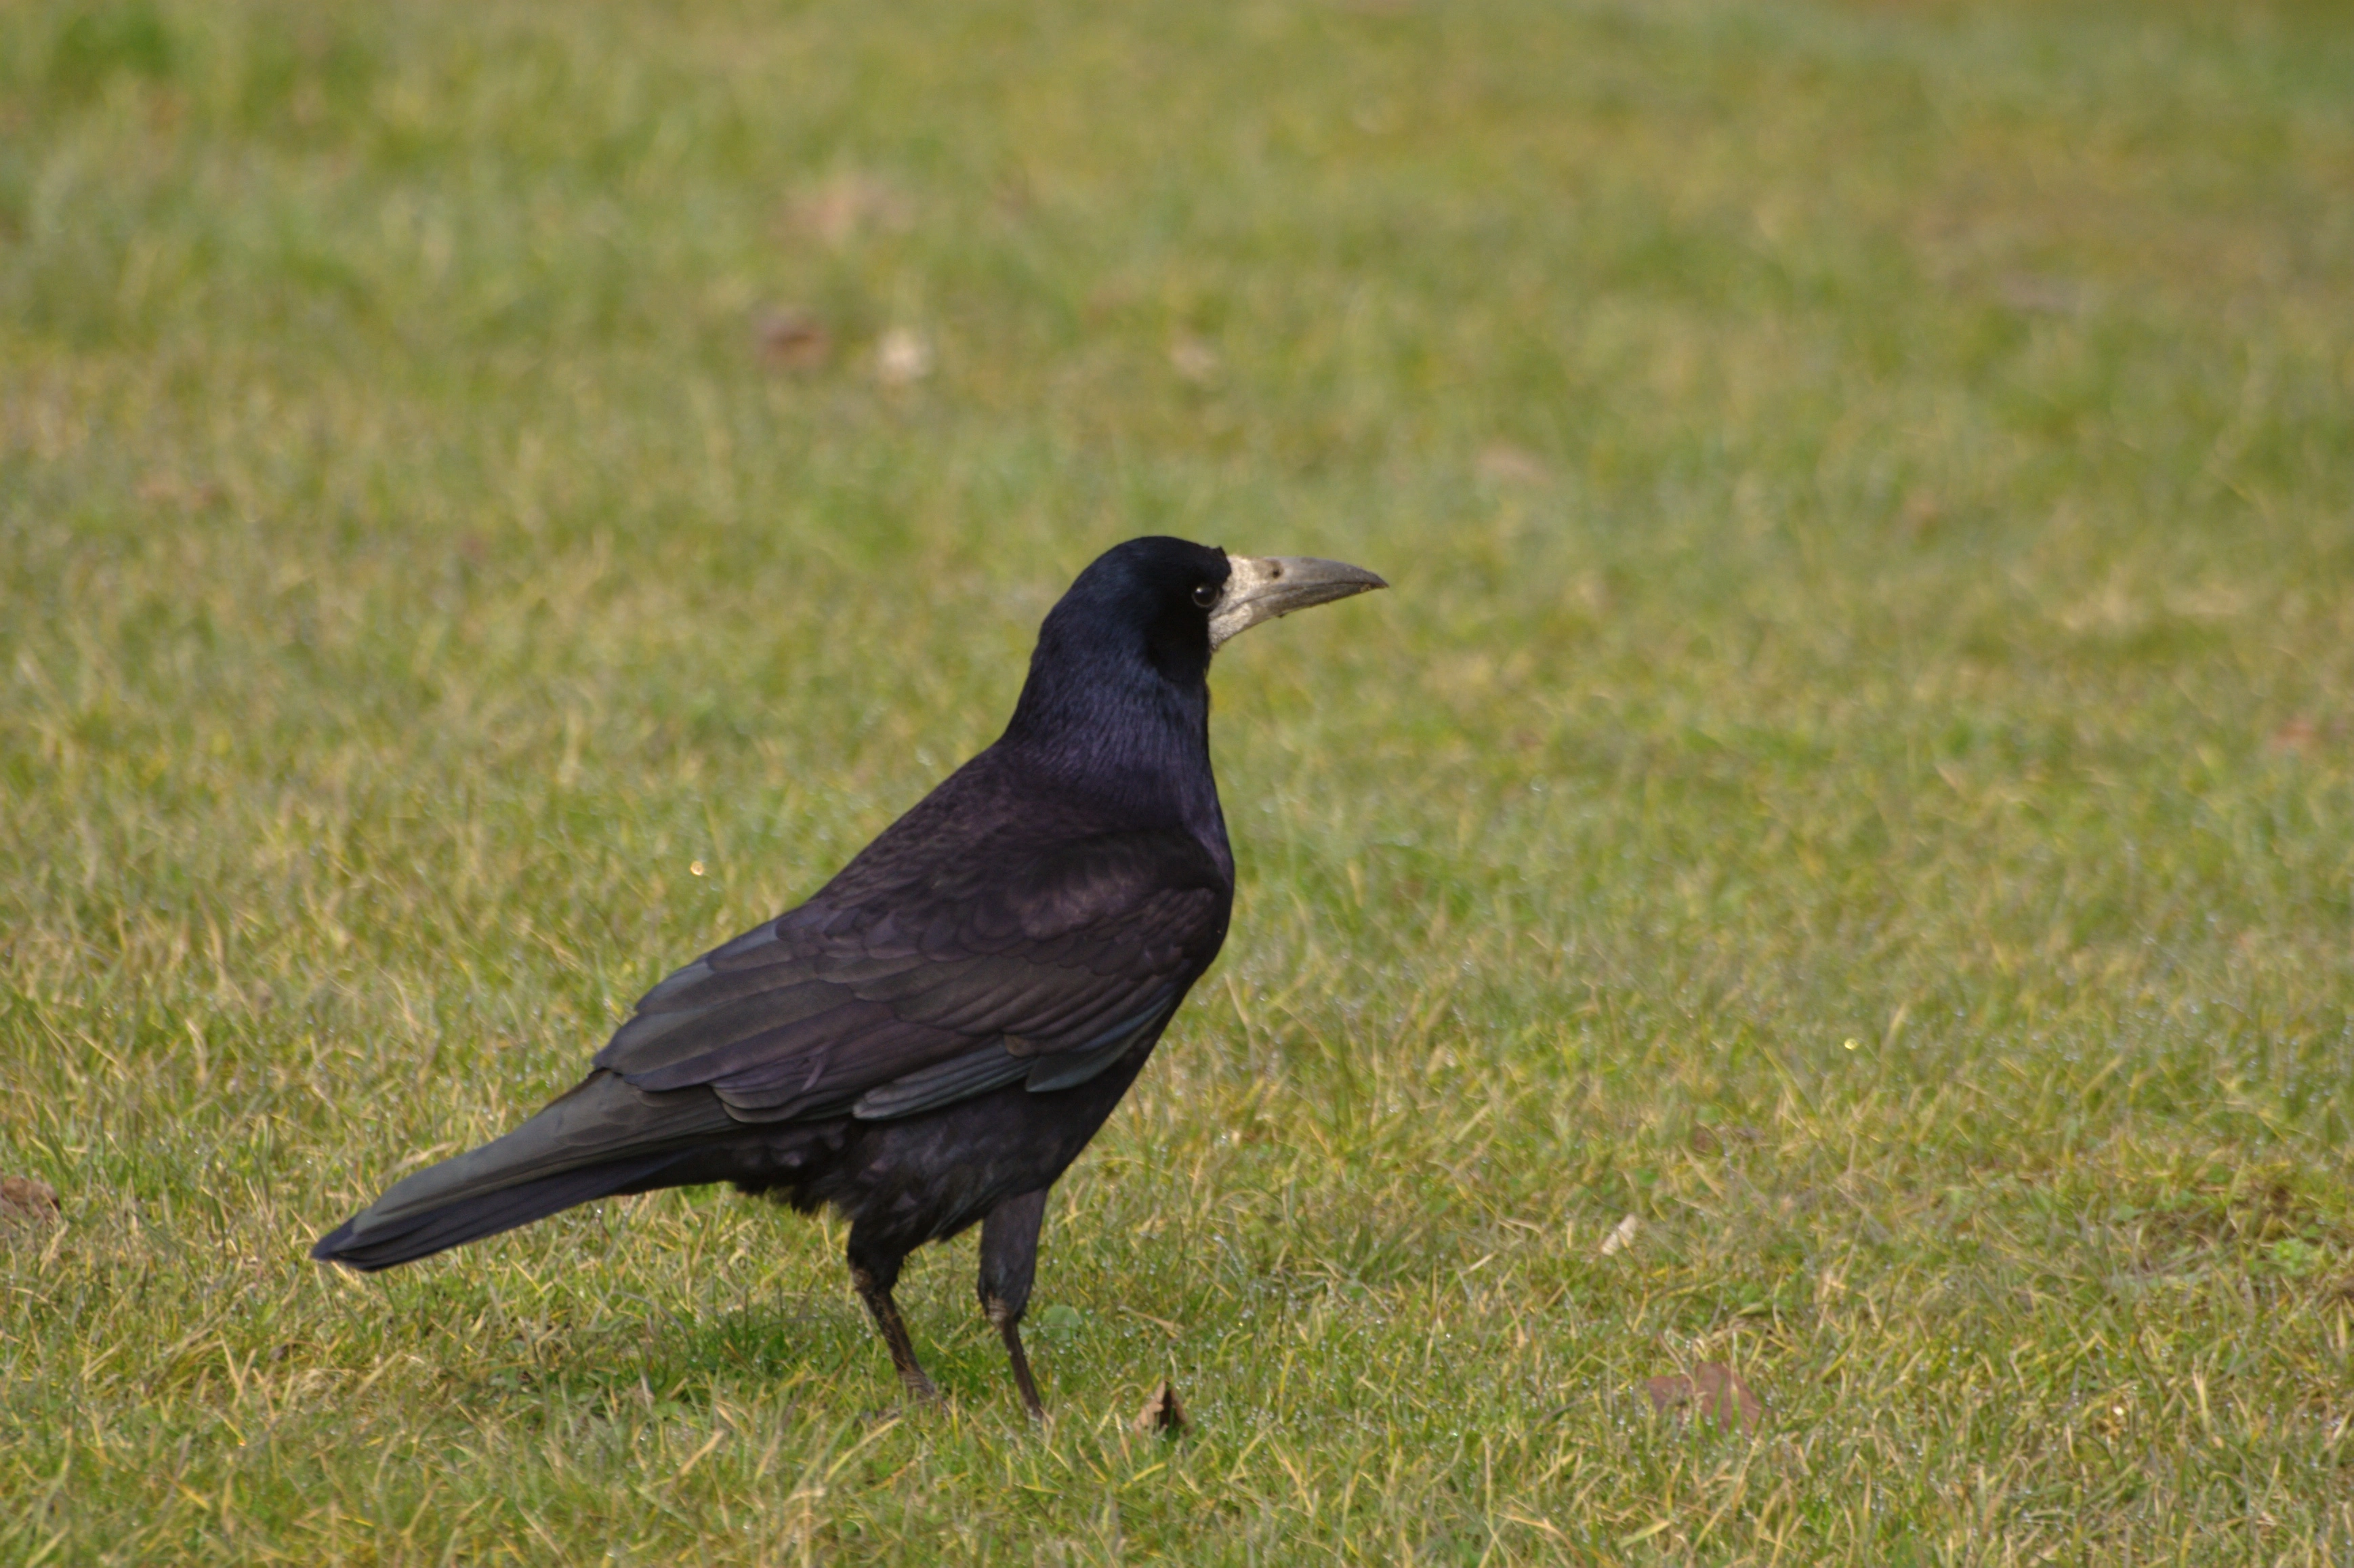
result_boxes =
[311,537,1383,1417]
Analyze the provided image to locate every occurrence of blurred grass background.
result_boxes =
[4,0,2353,1560]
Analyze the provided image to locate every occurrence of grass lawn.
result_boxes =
[5,0,2354,1559]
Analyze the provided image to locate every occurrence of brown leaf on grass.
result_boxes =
[753,308,832,372]
[1,1175,60,1226]
[1133,1380,1187,1436]
[1643,1361,1762,1435]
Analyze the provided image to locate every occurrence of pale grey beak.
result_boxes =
[1207,554,1388,650]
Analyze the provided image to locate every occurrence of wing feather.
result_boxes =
[588,827,1228,1123]
[852,1045,1033,1121]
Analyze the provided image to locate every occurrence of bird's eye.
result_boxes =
[1191,582,1218,608]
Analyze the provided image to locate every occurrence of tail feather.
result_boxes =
[312,1069,738,1271]
[310,1153,690,1270]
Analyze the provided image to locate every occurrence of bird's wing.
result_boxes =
[592,828,1229,1123]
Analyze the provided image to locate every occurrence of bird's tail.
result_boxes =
[311,1070,738,1272]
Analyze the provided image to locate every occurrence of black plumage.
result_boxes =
[311,535,1384,1416]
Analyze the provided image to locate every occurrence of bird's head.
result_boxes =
[1034,536,1387,690]
[1000,536,1384,821]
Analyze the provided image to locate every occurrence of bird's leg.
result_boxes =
[978,1189,1050,1420]
[846,1238,939,1406]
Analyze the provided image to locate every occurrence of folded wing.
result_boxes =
[593,827,1230,1122]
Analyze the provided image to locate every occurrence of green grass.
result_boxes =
[5,0,2354,1559]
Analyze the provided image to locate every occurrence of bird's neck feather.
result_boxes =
[999,653,1228,858]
